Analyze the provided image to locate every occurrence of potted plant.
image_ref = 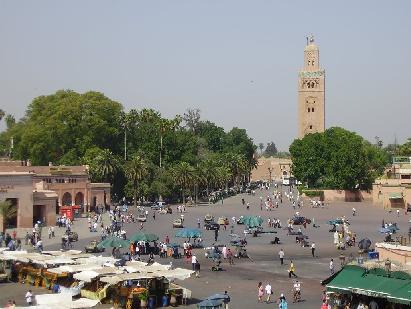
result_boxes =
[139,291,148,309]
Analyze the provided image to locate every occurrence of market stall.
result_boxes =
[322,265,411,308]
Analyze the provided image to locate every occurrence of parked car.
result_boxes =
[244,226,263,234]
[85,240,105,253]
[137,214,147,222]
[151,201,167,210]
[291,216,312,225]
[173,218,184,228]
[217,217,228,225]
[205,221,220,230]
[204,214,214,223]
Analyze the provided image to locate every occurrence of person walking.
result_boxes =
[288,261,297,278]
[25,290,33,306]
[279,249,285,265]
[214,229,219,242]
[227,249,234,265]
[195,260,200,278]
[329,259,335,275]
[278,297,288,309]
[257,282,264,303]
[311,242,316,257]
[223,291,230,309]
[191,255,197,271]
[265,282,272,303]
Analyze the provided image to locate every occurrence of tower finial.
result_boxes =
[309,34,314,44]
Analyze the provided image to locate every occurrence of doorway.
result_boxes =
[5,198,18,229]
[33,205,46,225]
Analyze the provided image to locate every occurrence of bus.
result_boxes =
[282,176,300,186]
[282,176,290,186]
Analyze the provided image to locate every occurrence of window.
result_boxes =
[311,82,315,88]
[308,60,310,66]
[312,108,315,112]
[312,60,315,66]
[308,108,310,113]
[309,125,313,129]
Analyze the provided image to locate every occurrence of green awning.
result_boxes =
[389,193,403,199]
[324,265,411,305]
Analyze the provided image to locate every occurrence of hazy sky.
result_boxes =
[1,1,410,150]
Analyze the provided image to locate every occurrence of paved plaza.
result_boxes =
[1,185,410,308]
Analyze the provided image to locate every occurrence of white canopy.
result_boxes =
[99,273,155,285]
[73,267,124,282]
[32,293,99,308]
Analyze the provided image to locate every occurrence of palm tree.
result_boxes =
[158,117,180,168]
[125,155,148,206]
[214,166,232,194]
[199,159,217,203]
[94,149,120,184]
[221,153,247,188]
[0,109,5,121]
[170,162,196,205]
[0,200,16,234]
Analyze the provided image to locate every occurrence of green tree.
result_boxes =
[0,90,258,203]
[258,143,264,156]
[158,117,181,167]
[214,165,232,190]
[220,153,248,188]
[399,138,411,156]
[183,108,201,134]
[125,155,149,206]
[289,127,388,190]
[9,90,123,165]
[198,159,217,202]
[0,200,16,233]
[264,142,278,157]
[170,162,196,204]
[197,121,225,152]
[4,115,16,130]
[89,149,120,184]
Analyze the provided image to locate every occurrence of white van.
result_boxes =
[282,177,290,186]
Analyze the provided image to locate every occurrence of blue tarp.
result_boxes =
[175,228,203,238]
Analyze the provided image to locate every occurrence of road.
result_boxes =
[1,185,409,308]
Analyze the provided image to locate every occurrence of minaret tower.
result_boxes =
[298,35,325,138]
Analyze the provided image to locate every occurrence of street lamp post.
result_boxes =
[268,167,273,184]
